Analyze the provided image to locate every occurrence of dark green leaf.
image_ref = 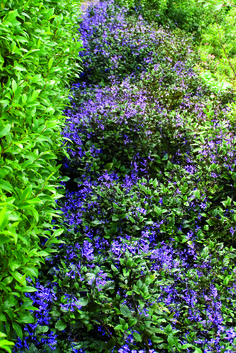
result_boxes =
[55,320,67,331]
[120,304,131,318]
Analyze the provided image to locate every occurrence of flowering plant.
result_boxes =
[13,1,236,352]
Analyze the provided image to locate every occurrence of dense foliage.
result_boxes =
[0,0,83,350]
[197,1,236,91]
[4,0,236,352]
[113,0,227,37]
[114,0,236,91]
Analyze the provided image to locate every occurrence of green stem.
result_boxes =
[145,335,150,353]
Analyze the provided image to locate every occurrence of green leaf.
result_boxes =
[16,286,38,293]
[38,251,50,257]
[77,298,88,307]
[105,338,116,350]
[0,207,9,230]
[17,311,34,324]
[102,281,114,291]
[12,322,23,339]
[30,90,41,102]
[128,317,137,326]
[11,79,17,93]
[48,57,54,70]
[0,313,7,321]
[120,304,131,318]
[104,162,113,171]
[152,327,165,334]
[55,320,67,331]
[128,215,135,223]
[0,180,13,192]
[21,185,32,201]
[2,295,17,309]
[162,154,168,160]
[154,205,162,216]
[10,271,25,285]
[164,324,172,334]
[182,344,194,349]
[133,331,142,342]
[114,324,123,331]
[167,334,179,347]
[194,348,203,353]
[0,124,11,138]
[91,220,102,226]
[24,267,38,278]
[167,160,173,170]
[0,339,14,353]
[14,65,27,72]
[152,179,158,188]
[36,325,49,333]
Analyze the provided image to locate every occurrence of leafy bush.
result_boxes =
[197,3,236,89]
[111,0,227,39]
[0,0,83,347]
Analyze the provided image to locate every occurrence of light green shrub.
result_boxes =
[197,3,236,91]
[0,0,83,346]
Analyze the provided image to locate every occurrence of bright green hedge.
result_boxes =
[0,0,83,348]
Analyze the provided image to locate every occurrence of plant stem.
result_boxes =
[145,336,150,353]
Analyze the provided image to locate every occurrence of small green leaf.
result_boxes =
[14,65,27,72]
[167,334,179,347]
[0,339,14,353]
[55,320,67,331]
[194,348,203,353]
[182,344,194,349]
[11,79,17,93]
[154,205,162,216]
[120,304,131,318]
[0,207,9,230]
[0,124,11,138]
[36,325,49,333]
[102,281,114,291]
[10,271,25,285]
[48,57,54,70]
[37,251,50,257]
[30,90,41,102]
[162,154,168,160]
[12,322,23,339]
[0,180,13,192]
[0,313,7,321]
[133,331,142,342]
[128,215,135,223]
[128,317,137,326]
[104,162,113,171]
[21,185,32,201]
[164,324,172,334]
[16,286,38,293]
[17,311,34,324]
[24,267,38,278]
[105,337,116,350]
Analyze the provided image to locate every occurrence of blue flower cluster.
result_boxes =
[13,1,236,352]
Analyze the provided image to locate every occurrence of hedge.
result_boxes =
[0,0,83,349]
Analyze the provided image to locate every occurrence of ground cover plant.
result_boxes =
[10,0,236,352]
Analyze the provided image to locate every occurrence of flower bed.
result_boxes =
[13,1,236,352]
